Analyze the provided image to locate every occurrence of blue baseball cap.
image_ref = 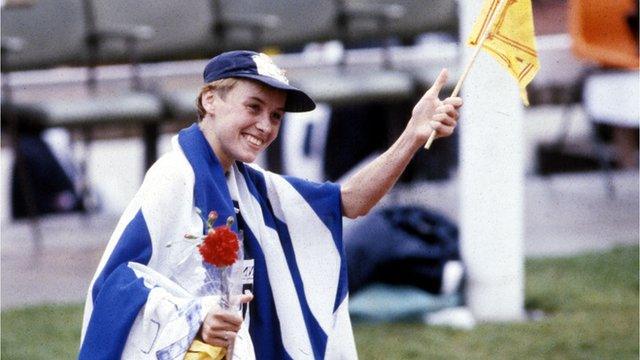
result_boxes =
[203,50,316,112]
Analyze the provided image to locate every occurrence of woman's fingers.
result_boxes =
[212,311,243,328]
[201,329,233,348]
[435,114,458,126]
[436,104,458,119]
[200,292,253,347]
[200,308,245,347]
[430,114,457,136]
[208,320,241,333]
[239,292,253,304]
[203,308,242,327]
[424,68,449,99]
[430,100,459,137]
[443,96,463,108]
[432,112,458,125]
[201,322,239,347]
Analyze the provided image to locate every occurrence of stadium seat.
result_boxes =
[2,0,166,230]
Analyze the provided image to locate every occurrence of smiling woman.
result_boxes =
[78,50,461,359]
[198,80,286,170]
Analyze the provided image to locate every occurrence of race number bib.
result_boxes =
[241,259,254,319]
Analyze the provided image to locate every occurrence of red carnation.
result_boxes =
[199,225,239,267]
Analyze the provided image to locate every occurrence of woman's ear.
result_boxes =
[202,90,217,115]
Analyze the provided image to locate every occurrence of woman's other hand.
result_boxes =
[200,292,253,348]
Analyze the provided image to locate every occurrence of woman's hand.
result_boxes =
[408,69,462,144]
[200,293,253,348]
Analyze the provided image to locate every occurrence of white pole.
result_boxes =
[458,0,526,321]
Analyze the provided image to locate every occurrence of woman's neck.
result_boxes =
[198,120,232,171]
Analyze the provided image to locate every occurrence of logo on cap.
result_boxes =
[252,53,289,85]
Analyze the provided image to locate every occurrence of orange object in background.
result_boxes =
[568,0,639,69]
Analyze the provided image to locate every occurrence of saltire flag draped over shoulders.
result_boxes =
[79,123,356,359]
[468,0,540,105]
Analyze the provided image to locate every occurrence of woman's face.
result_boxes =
[202,80,286,170]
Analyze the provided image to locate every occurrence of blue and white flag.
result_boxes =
[79,124,356,359]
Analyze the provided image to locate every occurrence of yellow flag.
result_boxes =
[467,0,540,105]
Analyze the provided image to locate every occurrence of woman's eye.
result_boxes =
[272,112,283,121]
[247,104,260,113]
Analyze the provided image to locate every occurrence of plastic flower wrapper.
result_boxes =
[167,209,245,359]
[194,211,245,311]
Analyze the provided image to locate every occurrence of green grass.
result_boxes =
[1,304,83,359]
[354,246,639,359]
[2,246,638,359]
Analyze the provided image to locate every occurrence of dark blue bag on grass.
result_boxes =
[345,206,463,322]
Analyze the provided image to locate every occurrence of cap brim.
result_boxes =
[233,74,316,113]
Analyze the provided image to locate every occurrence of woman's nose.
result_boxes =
[255,115,271,133]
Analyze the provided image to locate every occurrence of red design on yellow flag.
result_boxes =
[468,0,540,105]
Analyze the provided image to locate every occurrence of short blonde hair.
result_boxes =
[196,78,240,120]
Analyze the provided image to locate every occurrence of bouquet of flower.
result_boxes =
[186,211,244,310]
[169,209,244,359]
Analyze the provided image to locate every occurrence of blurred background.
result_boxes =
[1,0,638,358]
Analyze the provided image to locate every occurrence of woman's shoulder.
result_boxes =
[142,149,195,194]
[243,162,340,199]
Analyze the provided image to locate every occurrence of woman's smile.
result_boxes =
[242,133,265,148]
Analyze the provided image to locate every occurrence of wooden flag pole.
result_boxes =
[424,0,509,150]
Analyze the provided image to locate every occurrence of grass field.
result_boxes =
[2,246,638,359]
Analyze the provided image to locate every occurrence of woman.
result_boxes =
[79,50,461,359]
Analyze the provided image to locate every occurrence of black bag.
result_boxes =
[11,134,84,219]
[345,206,460,294]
